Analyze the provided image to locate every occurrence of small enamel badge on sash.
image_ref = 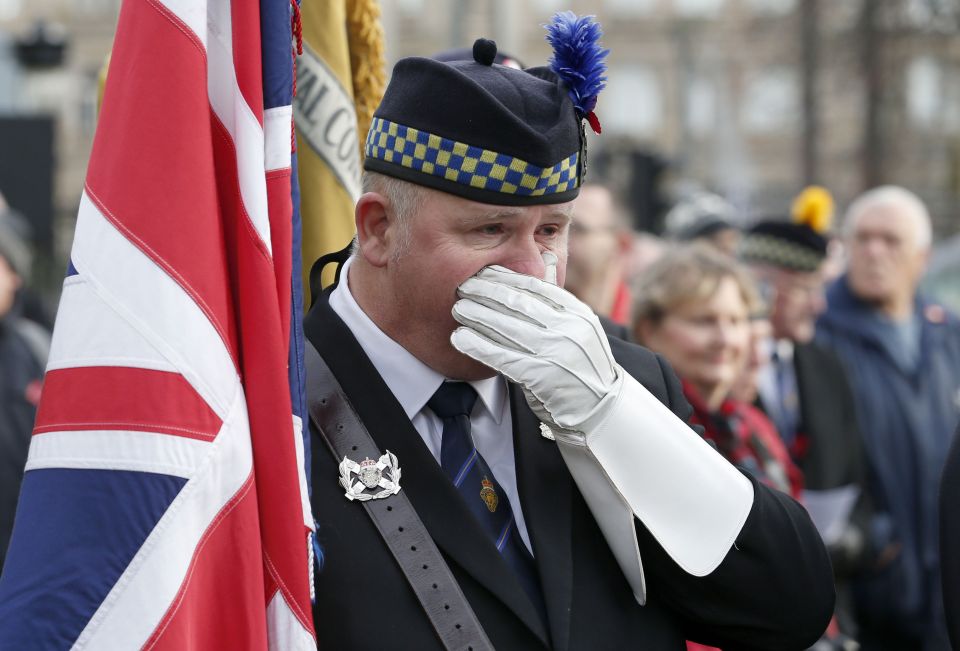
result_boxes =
[339,451,402,501]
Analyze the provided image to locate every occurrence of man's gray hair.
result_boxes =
[843,185,933,251]
[351,171,425,258]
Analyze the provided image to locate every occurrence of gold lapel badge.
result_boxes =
[480,476,499,513]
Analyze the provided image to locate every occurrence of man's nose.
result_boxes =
[498,235,547,278]
[863,236,888,258]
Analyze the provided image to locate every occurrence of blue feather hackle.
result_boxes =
[545,12,609,117]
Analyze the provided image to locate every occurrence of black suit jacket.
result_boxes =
[759,342,873,577]
[306,291,834,650]
[791,343,866,492]
[598,314,630,341]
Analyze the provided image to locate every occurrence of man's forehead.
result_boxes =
[436,191,574,220]
[541,201,575,220]
[780,267,823,286]
[854,203,914,233]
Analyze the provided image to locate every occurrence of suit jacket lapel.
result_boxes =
[793,344,817,435]
[511,386,575,651]
[306,294,550,645]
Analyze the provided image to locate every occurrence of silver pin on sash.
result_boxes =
[339,450,402,501]
[539,422,555,441]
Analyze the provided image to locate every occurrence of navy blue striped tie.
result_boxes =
[428,382,546,622]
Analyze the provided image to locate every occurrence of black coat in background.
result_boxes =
[782,343,873,573]
[0,317,46,572]
[597,314,630,341]
[759,342,873,636]
[789,343,865,490]
[939,424,960,649]
[305,291,835,650]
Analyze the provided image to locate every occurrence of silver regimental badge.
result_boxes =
[339,451,402,501]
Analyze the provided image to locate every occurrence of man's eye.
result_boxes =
[480,224,504,235]
[539,225,561,236]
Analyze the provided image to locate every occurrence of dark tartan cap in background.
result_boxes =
[740,221,829,273]
[739,186,835,272]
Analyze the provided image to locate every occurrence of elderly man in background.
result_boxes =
[817,186,960,650]
[565,183,634,337]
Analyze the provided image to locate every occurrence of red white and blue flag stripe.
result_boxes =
[0,0,315,648]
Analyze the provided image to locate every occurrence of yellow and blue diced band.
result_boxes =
[365,117,579,198]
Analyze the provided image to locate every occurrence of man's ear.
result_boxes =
[355,192,392,267]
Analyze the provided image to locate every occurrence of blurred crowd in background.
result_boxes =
[566,180,960,650]
[2,1,960,650]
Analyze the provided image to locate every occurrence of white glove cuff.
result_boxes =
[544,368,623,437]
[557,371,754,592]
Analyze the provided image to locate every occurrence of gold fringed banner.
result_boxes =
[347,0,386,163]
[97,52,111,116]
[295,0,386,300]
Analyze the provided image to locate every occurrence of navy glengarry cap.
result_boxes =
[363,13,609,206]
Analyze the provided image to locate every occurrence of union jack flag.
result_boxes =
[0,0,315,648]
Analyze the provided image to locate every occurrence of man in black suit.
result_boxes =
[740,191,873,639]
[305,25,834,650]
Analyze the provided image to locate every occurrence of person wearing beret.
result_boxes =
[740,188,873,644]
[305,14,834,650]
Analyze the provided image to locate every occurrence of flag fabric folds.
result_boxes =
[0,0,315,648]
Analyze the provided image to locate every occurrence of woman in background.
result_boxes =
[632,243,802,500]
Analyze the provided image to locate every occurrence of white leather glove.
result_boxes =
[450,265,621,437]
[451,262,754,604]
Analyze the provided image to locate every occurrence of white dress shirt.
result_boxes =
[757,337,799,442]
[329,257,533,552]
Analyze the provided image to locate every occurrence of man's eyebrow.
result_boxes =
[547,209,573,223]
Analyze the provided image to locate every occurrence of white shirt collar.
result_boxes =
[328,256,507,424]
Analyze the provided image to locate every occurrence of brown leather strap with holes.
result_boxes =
[305,341,494,651]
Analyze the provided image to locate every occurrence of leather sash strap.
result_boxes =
[305,341,494,651]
